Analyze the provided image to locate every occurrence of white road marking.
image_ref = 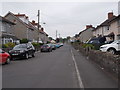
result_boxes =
[71,49,84,89]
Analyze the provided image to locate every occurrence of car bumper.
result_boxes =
[10,53,26,59]
[100,48,107,52]
[41,49,49,52]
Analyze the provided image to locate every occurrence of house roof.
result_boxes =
[0,16,15,25]
[14,14,28,19]
[100,16,117,26]
[4,12,33,30]
[93,15,117,31]
[79,27,95,36]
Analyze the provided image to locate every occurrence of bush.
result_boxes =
[82,44,95,50]
[2,42,15,48]
[2,44,9,48]
[32,42,43,47]
[20,38,28,43]
[32,42,39,47]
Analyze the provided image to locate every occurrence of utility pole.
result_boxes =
[37,10,40,43]
[56,30,57,39]
[59,33,60,38]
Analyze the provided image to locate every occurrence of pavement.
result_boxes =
[2,44,118,88]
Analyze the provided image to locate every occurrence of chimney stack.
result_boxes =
[108,12,114,19]
[86,25,93,29]
[41,27,44,31]
[32,20,35,23]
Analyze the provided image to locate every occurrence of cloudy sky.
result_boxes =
[1,1,119,38]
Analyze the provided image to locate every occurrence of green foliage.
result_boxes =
[82,43,95,50]
[2,42,15,48]
[32,42,43,47]
[20,38,28,43]
[47,41,51,44]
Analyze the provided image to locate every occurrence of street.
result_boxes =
[2,44,118,88]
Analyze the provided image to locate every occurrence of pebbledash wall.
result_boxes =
[72,43,120,78]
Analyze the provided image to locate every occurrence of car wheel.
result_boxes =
[108,49,116,54]
[25,53,29,59]
[5,57,10,64]
[32,53,35,57]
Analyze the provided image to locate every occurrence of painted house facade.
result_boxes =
[4,12,38,42]
[31,20,49,43]
[0,16,19,44]
[93,12,120,41]
[79,25,95,43]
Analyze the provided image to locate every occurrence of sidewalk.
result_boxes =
[71,47,118,88]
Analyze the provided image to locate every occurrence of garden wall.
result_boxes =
[72,43,120,78]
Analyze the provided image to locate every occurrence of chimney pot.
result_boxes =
[108,12,114,19]
[86,25,93,29]
[32,20,35,23]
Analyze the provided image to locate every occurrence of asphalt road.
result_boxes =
[2,44,118,88]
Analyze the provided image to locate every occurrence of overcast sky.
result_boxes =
[1,1,119,39]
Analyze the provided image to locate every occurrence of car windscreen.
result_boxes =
[42,45,48,47]
[13,44,27,50]
[0,49,2,53]
[89,40,100,44]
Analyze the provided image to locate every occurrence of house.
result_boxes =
[79,25,95,43]
[0,16,19,44]
[31,20,49,43]
[4,12,38,42]
[93,12,120,41]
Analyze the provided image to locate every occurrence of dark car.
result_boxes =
[41,44,52,52]
[87,37,106,50]
[9,43,35,60]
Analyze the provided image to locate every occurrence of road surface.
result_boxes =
[2,44,118,88]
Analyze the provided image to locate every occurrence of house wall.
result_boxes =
[79,28,94,43]
[93,26,105,37]
[93,21,119,41]
[109,21,118,40]
[5,14,28,40]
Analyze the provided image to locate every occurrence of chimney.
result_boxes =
[41,28,44,31]
[86,25,93,29]
[32,20,35,23]
[108,12,114,19]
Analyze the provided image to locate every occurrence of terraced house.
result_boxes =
[0,16,19,44]
[4,12,38,42]
[78,25,95,43]
[93,12,120,41]
[31,20,49,43]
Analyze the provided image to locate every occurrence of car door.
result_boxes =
[0,51,6,63]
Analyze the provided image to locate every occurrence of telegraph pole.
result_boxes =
[37,10,40,43]
[56,30,57,39]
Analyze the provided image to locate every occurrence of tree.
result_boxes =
[20,38,28,43]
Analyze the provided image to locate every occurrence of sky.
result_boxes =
[0,1,119,39]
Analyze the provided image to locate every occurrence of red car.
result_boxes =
[0,49,11,64]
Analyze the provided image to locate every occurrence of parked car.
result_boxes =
[100,40,120,54]
[55,43,61,48]
[9,43,35,60]
[87,37,105,50]
[0,49,11,64]
[41,44,52,52]
[48,44,56,50]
